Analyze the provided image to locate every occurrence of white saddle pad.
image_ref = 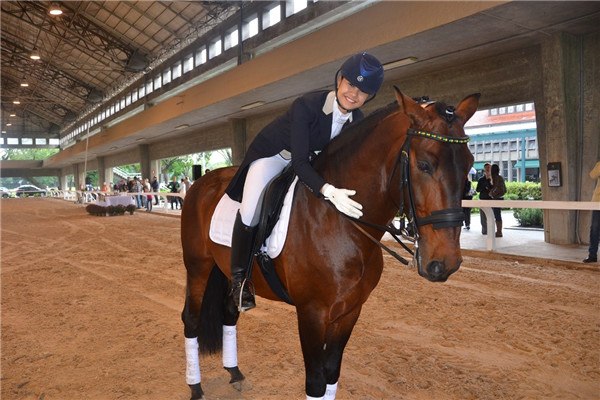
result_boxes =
[209,177,298,259]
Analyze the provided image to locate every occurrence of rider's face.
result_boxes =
[336,76,369,113]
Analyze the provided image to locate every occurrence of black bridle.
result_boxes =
[347,126,470,265]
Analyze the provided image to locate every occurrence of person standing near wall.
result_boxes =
[151,176,160,205]
[476,163,492,234]
[489,163,506,237]
[462,167,477,230]
[583,161,600,263]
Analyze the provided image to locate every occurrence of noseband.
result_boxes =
[390,128,471,242]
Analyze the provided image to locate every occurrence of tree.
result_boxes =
[1,148,59,160]
[0,149,60,188]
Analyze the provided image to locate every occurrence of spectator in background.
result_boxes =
[462,177,474,230]
[101,182,109,193]
[489,164,506,237]
[583,161,600,263]
[184,176,192,192]
[178,178,187,208]
[144,185,153,212]
[151,176,160,205]
[131,176,143,209]
[476,163,492,234]
[116,179,126,192]
[167,176,180,210]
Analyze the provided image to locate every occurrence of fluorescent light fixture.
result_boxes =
[175,123,189,130]
[6,123,12,126]
[9,113,16,117]
[49,3,63,15]
[30,49,41,60]
[240,101,265,110]
[383,57,418,71]
[20,80,29,87]
[13,100,20,104]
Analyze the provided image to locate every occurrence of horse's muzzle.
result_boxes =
[419,260,460,282]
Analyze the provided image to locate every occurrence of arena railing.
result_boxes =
[462,199,600,251]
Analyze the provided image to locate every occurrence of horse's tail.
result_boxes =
[198,265,229,355]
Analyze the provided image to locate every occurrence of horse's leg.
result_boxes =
[181,263,228,400]
[222,293,247,391]
[181,272,209,400]
[322,307,363,400]
[297,305,363,400]
[297,307,331,399]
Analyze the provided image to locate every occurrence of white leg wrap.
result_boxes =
[306,396,324,400]
[222,325,238,368]
[185,337,201,385]
[325,382,338,400]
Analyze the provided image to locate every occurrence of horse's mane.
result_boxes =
[433,101,457,124]
[314,98,457,169]
[317,100,400,163]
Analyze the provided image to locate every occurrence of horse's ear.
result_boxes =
[455,93,481,125]
[394,86,427,119]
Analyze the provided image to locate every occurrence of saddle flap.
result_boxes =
[255,164,297,250]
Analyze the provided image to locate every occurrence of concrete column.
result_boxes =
[578,32,600,244]
[97,157,106,186]
[105,168,114,186]
[150,159,161,182]
[231,119,247,166]
[72,163,80,190]
[59,174,68,190]
[537,32,582,244]
[139,144,151,179]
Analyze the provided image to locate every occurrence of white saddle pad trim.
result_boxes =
[209,177,299,259]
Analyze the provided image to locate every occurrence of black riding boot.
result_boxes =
[230,211,258,312]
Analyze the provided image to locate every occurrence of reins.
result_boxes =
[345,126,470,266]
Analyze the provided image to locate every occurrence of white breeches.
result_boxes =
[239,154,290,226]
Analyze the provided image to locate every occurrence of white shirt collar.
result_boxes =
[322,91,353,123]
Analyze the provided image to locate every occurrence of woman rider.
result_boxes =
[225,52,384,312]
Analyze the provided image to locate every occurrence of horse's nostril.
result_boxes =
[426,261,446,281]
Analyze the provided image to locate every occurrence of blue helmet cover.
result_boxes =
[339,52,384,95]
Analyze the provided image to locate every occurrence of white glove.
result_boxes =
[322,184,363,219]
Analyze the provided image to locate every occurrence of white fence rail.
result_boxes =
[462,200,600,251]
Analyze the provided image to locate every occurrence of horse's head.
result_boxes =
[395,88,479,282]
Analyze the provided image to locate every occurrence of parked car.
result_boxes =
[15,185,47,197]
[0,187,11,198]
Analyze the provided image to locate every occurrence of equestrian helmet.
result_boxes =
[339,52,384,95]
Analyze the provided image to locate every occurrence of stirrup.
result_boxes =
[236,279,256,312]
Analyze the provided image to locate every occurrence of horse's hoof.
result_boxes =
[224,366,245,383]
[224,366,251,392]
[189,383,204,400]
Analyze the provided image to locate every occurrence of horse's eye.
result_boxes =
[417,161,433,175]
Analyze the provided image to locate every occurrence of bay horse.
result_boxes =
[180,88,479,399]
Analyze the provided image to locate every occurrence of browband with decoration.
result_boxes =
[407,128,470,144]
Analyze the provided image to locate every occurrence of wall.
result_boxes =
[58,31,599,246]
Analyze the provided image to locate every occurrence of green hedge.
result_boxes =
[505,181,542,200]
[513,208,543,227]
